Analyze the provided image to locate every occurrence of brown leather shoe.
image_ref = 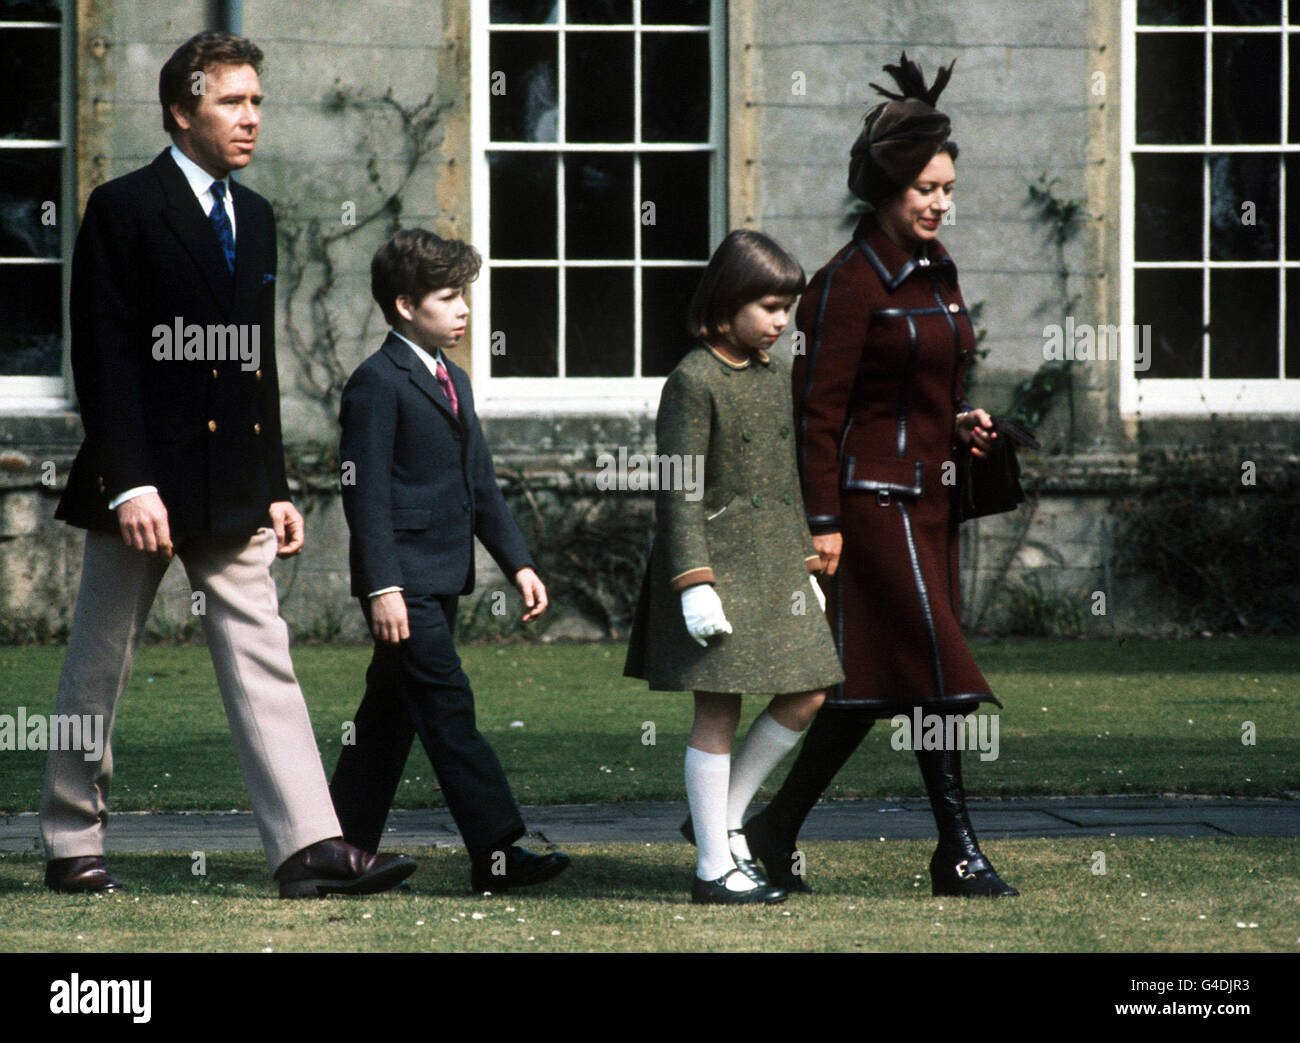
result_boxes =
[274,838,417,899]
[45,856,124,894]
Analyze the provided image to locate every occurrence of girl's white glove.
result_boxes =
[681,584,733,647]
[809,574,827,613]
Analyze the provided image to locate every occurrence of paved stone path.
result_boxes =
[3,794,1296,854]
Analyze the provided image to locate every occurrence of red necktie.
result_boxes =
[435,361,459,418]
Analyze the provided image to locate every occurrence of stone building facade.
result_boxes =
[1,0,1295,641]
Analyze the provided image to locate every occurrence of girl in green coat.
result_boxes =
[625,231,845,905]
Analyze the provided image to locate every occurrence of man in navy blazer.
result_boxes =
[330,229,569,894]
[41,32,414,898]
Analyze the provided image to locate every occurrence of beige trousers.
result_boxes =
[40,527,341,871]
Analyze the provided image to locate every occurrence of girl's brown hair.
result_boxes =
[687,230,806,341]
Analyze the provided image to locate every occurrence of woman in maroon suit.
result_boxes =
[741,54,1018,898]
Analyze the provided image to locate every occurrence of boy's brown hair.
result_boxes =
[688,229,806,341]
[159,31,264,134]
[371,229,482,326]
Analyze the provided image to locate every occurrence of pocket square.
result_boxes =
[261,273,276,285]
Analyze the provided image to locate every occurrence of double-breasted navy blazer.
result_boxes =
[339,333,535,598]
[56,149,290,540]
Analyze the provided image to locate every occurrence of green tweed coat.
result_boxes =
[624,344,845,694]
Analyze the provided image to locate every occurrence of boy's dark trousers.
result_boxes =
[329,593,526,859]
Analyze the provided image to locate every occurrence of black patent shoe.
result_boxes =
[470,846,570,894]
[726,828,771,888]
[691,869,787,906]
[743,811,814,894]
[929,848,1019,898]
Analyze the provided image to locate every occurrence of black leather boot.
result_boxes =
[916,744,1018,898]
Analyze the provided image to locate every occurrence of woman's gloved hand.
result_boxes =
[681,584,733,647]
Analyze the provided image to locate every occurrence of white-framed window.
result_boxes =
[1121,0,1300,416]
[470,0,726,415]
[0,0,72,406]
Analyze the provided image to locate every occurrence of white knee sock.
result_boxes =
[685,746,740,882]
[726,711,803,858]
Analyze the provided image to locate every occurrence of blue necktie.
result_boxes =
[209,180,235,273]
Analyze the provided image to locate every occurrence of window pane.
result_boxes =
[0,265,60,375]
[1287,269,1300,377]
[489,151,556,259]
[1212,33,1280,144]
[1135,269,1203,378]
[568,0,631,23]
[0,148,60,258]
[566,152,632,259]
[565,31,633,142]
[490,32,557,142]
[1288,155,1300,259]
[490,0,557,23]
[0,29,59,139]
[1138,0,1204,24]
[643,0,710,24]
[640,152,710,259]
[1209,153,1279,260]
[1290,35,1300,143]
[1133,153,1203,261]
[1209,268,1278,377]
[490,268,558,376]
[1212,0,1281,23]
[642,266,702,376]
[1135,33,1204,144]
[642,31,709,143]
[0,1,61,20]
[566,267,633,375]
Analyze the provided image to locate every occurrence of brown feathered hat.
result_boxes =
[848,52,955,207]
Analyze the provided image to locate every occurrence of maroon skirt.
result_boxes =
[824,473,999,716]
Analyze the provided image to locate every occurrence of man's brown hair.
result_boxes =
[688,229,806,341]
[159,31,264,134]
[371,229,483,326]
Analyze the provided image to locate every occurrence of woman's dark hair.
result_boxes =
[371,228,482,326]
[688,230,806,341]
[159,32,264,134]
[871,139,960,214]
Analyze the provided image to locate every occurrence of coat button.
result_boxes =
[211,368,218,379]
[253,422,261,435]
[948,302,960,313]
[207,420,217,432]
[918,256,931,267]
[751,495,762,508]
[254,369,263,380]
[742,430,752,442]
[783,492,793,505]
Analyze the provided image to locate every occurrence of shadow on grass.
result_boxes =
[0,849,693,902]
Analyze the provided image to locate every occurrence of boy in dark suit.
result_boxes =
[330,229,569,894]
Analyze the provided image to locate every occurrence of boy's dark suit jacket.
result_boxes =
[339,332,534,598]
[55,149,290,540]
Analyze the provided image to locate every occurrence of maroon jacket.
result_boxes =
[792,211,997,711]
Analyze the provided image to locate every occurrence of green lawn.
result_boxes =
[0,838,1295,952]
[1,638,1296,813]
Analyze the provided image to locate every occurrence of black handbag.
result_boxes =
[953,415,1040,523]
